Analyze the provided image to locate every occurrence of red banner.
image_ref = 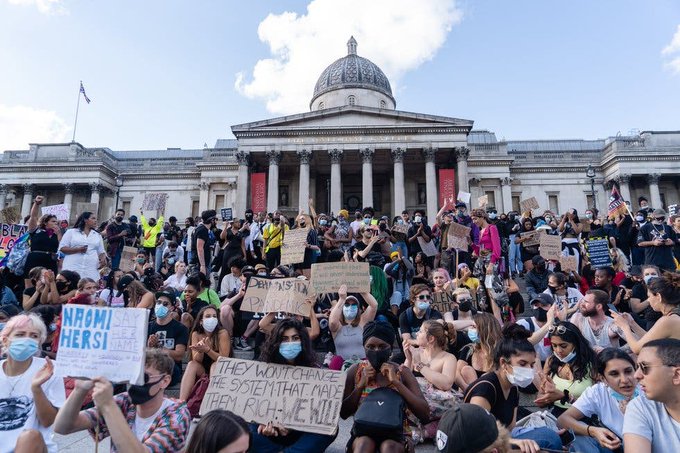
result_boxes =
[250,173,267,213]
[438,169,456,207]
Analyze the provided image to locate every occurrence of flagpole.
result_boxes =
[71,81,82,143]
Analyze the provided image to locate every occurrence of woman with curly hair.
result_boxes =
[24,195,61,288]
[455,312,502,391]
[58,211,107,281]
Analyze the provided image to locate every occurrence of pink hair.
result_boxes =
[0,313,47,344]
[433,268,451,282]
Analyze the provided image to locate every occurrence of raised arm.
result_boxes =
[28,196,44,231]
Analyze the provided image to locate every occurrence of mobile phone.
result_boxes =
[607,303,619,314]
[559,429,575,446]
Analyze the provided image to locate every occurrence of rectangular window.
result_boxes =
[586,194,594,210]
[192,200,199,218]
[484,191,496,209]
[122,201,131,216]
[548,195,559,213]
[511,195,520,213]
[215,194,225,210]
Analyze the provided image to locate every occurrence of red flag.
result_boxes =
[608,186,627,218]
[250,173,266,212]
[438,169,456,207]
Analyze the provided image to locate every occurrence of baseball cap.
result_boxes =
[436,404,498,453]
[255,263,267,272]
[652,208,666,218]
[455,201,466,208]
[530,293,554,306]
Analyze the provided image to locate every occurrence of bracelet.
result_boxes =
[586,425,592,437]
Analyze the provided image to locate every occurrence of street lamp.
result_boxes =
[586,164,596,211]
[115,176,123,211]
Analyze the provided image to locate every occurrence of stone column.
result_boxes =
[198,181,210,212]
[297,149,312,213]
[648,173,662,208]
[266,150,281,213]
[359,148,374,208]
[391,147,406,217]
[455,147,471,193]
[89,183,101,205]
[422,147,438,222]
[235,150,250,216]
[63,183,74,220]
[0,184,7,209]
[21,184,35,218]
[500,177,513,213]
[328,148,343,215]
[617,174,632,204]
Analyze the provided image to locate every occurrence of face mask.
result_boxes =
[508,214,516,221]
[416,301,430,311]
[459,300,472,312]
[555,350,576,363]
[535,307,548,323]
[585,214,593,220]
[319,219,327,226]
[49,323,57,332]
[245,214,254,221]
[548,286,558,294]
[366,348,391,371]
[379,223,387,231]
[457,209,465,217]
[363,218,371,225]
[343,305,359,321]
[643,275,658,285]
[128,375,165,405]
[488,213,497,220]
[544,216,552,222]
[484,275,494,288]
[654,217,665,224]
[279,341,302,360]
[507,365,535,388]
[635,216,644,222]
[467,328,479,343]
[136,258,145,264]
[56,281,68,292]
[397,219,404,225]
[155,304,169,319]
[202,317,218,333]
[609,386,639,402]
[115,216,123,223]
[168,258,175,265]
[8,338,39,361]
[414,216,422,223]
[299,221,306,227]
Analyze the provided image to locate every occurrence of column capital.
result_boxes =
[500,176,513,186]
[199,181,210,191]
[63,183,75,194]
[235,150,250,166]
[647,173,661,184]
[89,182,102,193]
[391,147,406,163]
[604,180,616,190]
[266,150,282,165]
[296,149,312,165]
[22,183,36,194]
[455,146,470,161]
[359,147,375,163]
[421,147,437,162]
[469,177,481,186]
[617,173,632,184]
[0,184,8,194]
[328,148,343,164]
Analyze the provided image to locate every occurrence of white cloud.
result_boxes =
[665,57,680,75]
[5,0,66,15]
[235,0,463,114]
[662,24,680,55]
[0,104,70,150]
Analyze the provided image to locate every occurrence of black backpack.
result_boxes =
[352,387,405,438]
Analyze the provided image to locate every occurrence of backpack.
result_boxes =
[352,387,405,438]
[5,232,31,276]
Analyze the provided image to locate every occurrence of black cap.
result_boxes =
[117,274,136,292]
[455,201,466,208]
[129,215,138,222]
[436,404,498,453]
[530,293,554,306]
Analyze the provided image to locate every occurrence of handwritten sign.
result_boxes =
[520,230,541,247]
[457,191,471,204]
[220,208,233,221]
[669,204,678,216]
[56,305,148,384]
[142,193,168,212]
[432,291,456,313]
[391,223,409,236]
[264,278,314,316]
[241,277,273,312]
[41,204,69,221]
[311,262,370,294]
[446,222,471,251]
[280,228,308,266]
[0,223,28,259]
[539,234,563,260]
[0,207,19,224]
[559,255,578,273]
[200,357,345,435]
[586,237,612,269]
[478,195,488,208]
[119,246,138,273]
[519,197,539,213]
[418,237,438,257]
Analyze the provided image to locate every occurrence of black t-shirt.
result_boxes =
[637,223,678,271]
[148,319,189,363]
[351,241,385,267]
[23,287,41,308]
[448,329,472,360]
[182,298,209,321]
[398,306,442,338]
[407,224,433,255]
[191,224,211,266]
[464,371,518,427]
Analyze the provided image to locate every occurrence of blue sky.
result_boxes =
[1,0,679,151]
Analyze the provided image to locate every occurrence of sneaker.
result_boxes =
[235,337,253,351]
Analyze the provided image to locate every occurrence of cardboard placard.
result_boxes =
[199,357,346,435]
[519,197,539,213]
[41,204,69,221]
[241,276,274,313]
[418,237,438,257]
[669,204,678,216]
[0,223,28,259]
[220,208,233,222]
[391,223,409,236]
[539,234,562,260]
[141,193,168,212]
[457,191,471,204]
[432,291,456,313]
[119,246,138,273]
[586,237,612,268]
[56,305,148,384]
[446,222,471,251]
[263,278,314,316]
[310,262,370,294]
[559,255,578,273]
[280,228,308,266]
[478,195,488,208]
[0,207,20,224]
[520,230,541,247]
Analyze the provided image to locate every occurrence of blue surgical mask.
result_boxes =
[489,213,498,220]
[279,341,302,360]
[555,350,576,363]
[416,301,430,311]
[319,219,328,226]
[609,387,640,402]
[363,218,371,225]
[8,338,39,362]
[635,215,645,222]
[467,328,479,343]
[155,304,169,319]
[397,219,404,225]
[343,305,359,321]
[643,275,658,285]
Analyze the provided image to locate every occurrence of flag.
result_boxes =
[608,186,627,218]
[80,82,91,104]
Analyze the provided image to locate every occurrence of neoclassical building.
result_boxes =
[2,38,679,223]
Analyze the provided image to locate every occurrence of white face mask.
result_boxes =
[506,365,535,388]
[414,216,422,224]
[202,317,218,333]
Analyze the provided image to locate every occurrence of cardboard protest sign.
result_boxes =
[446,222,471,251]
[0,223,28,259]
[264,278,314,316]
[586,237,612,268]
[280,228,308,265]
[311,262,370,294]
[119,246,138,273]
[220,208,233,221]
[141,193,168,212]
[432,291,456,313]
[56,305,148,384]
[41,204,69,221]
[520,230,541,247]
[519,197,539,213]
[539,234,563,260]
[478,195,489,208]
[391,223,409,236]
[669,204,678,216]
[418,237,438,257]
[0,207,19,224]
[241,277,273,312]
[199,357,346,435]
[457,191,471,204]
[559,255,578,273]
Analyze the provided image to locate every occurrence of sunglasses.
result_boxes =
[548,324,567,335]
[457,297,473,303]
[417,294,431,301]
[636,362,667,376]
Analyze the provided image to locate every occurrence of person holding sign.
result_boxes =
[24,196,61,288]
[294,214,320,278]
[515,218,540,271]
[54,349,191,452]
[558,208,583,271]
[251,317,336,453]
[470,209,502,278]
[0,313,65,453]
[328,284,378,370]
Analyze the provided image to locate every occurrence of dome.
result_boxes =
[310,37,395,110]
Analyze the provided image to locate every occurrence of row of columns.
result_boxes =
[615,173,662,209]
[0,183,103,219]
[234,146,471,219]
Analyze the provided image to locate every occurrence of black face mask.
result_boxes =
[459,300,472,312]
[535,307,548,323]
[299,221,306,227]
[548,285,558,294]
[128,374,165,405]
[56,281,69,293]
[366,348,391,371]
[379,223,387,231]
[115,216,123,223]
[245,214,254,221]
[536,264,546,273]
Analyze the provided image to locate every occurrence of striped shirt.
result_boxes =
[84,393,190,452]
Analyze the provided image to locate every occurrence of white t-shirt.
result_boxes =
[0,357,66,453]
[99,288,125,308]
[163,273,187,292]
[517,317,551,361]
[58,228,106,281]
[219,273,242,296]
[542,287,583,309]
[133,398,173,441]
[573,382,634,439]
[623,393,680,453]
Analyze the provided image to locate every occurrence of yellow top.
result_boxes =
[263,222,289,251]
[553,373,594,409]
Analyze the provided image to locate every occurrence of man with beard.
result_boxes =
[569,289,627,352]
[105,209,130,269]
[637,208,678,272]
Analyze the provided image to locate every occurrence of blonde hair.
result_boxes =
[479,421,511,453]
[1,313,47,345]
[77,278,98,290]
[612,248,630,273]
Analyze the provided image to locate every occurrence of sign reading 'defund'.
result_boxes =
[56,305,148,384]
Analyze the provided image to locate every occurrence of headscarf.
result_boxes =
[362,320,395,346]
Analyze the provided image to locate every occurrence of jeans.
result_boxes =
[570,435,615,453]
[248,423,336,453]
[155,244,166,272]
[508,234,523,274]
[111,246,122,269]
[512,426,563,451]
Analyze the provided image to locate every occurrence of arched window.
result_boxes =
[380,100,386,109]
[318,102,324,110]
[348,95,356,106]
